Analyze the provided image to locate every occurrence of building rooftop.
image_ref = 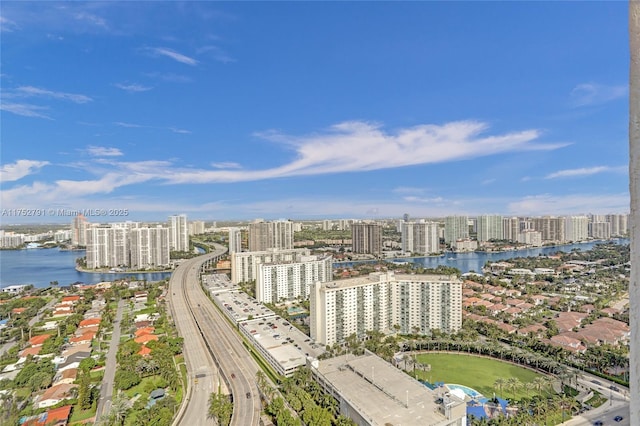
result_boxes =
[313,352,464,426]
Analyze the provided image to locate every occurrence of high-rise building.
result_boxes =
[401,221,440,255]
[231,248,311,283]
[228,227,243,253]
[256,254,333,303]
[444,216,469,245]
[477,215,504,242]
[589,221,612,240]
[502,217,520,242]
[169,214,189,252]
[85,226,129,269]
[129,226,170,269]
[351,222,382,255]
[310,272,462,346]
[565,216,589,242]
[71,214,89,246]
[188,220,205,236]
[248,220,294,251]
[607,214,630,236]
[532,216,566,242]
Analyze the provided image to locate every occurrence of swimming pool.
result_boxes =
[446,383,484,399]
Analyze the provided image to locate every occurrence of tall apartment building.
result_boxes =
[565,216,589,242]
[256,254,333,303]
[248,220,294,251]
[169,214,189,252]
[606,214,629,236]
[231,248,311,283]
[129,226,170,269]
[85,225,129,269]
[228,227,243,253]
[443,216,469,245]
[531,216,566,243]
[351,222,382,255]
[589,221,612,240]
[71,214,89,246]
[310,272,462,346]
[502,217,520,242]
[188,220,205,236]
[477,215,504,242]
[401,221,440,255]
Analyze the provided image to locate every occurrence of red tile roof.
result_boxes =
[78,318,101,328]
[134,334,159,344]
[29,334,52,346]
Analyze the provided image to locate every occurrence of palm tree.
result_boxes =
[523,381,535,398]
[532,377,546,396]
[506,377,521,400]
[494,377,506,399]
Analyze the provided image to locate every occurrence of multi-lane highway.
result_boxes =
[168,245,261,426]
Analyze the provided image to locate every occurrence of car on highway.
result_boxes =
[614,416,624,422]
[246,392,251,399]
[593,421,603,426]
[231,373,236,379]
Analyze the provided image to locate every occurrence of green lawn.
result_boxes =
[413,353,551,401]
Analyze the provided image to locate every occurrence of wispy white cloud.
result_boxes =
[0,16,19,32]
[114,83,152,92]
[0,102,51,119]
[85,146,123,157]
[393,187,426,194]
[403,196,445,203]
[508,193,629,216]
[0,121,570,214]
[74,12,108,29]
[0,160,50,182]
[570,83,627,107]
[211,162,242,169]
[197,45,235,64]
[168,127,191,134]
[14,86,92,103]
[114,121,145,128]
[165,120,566,184]
[481,178,496,185]
[147,47,198,66]
[545,165,627,179]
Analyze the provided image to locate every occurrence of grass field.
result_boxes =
[413,353,552,401]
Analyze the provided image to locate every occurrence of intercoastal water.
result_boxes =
[335,239,629,274]
[0,239,628,289]
[0,248,172,288]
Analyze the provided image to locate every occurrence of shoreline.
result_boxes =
[74,265,173,274]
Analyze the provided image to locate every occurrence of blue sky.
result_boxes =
[0,2,630,223]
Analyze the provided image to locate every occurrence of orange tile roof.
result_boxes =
[61,296,81,303]
[134,327,155,337]
[29,334,52,346]
[134,334,159,344]
[78,318,101,328]
[138,346,152,357]
[20,346,42,357]
[12,307,27,314]
[69,331,96,343]
[43,404,72,425]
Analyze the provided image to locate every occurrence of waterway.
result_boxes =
[0,248,172,289]
[335,239,629,274]
[0,239,628,289]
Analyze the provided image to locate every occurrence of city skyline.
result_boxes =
[0,2,630,223]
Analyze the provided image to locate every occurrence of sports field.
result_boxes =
[413,353,551,400]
